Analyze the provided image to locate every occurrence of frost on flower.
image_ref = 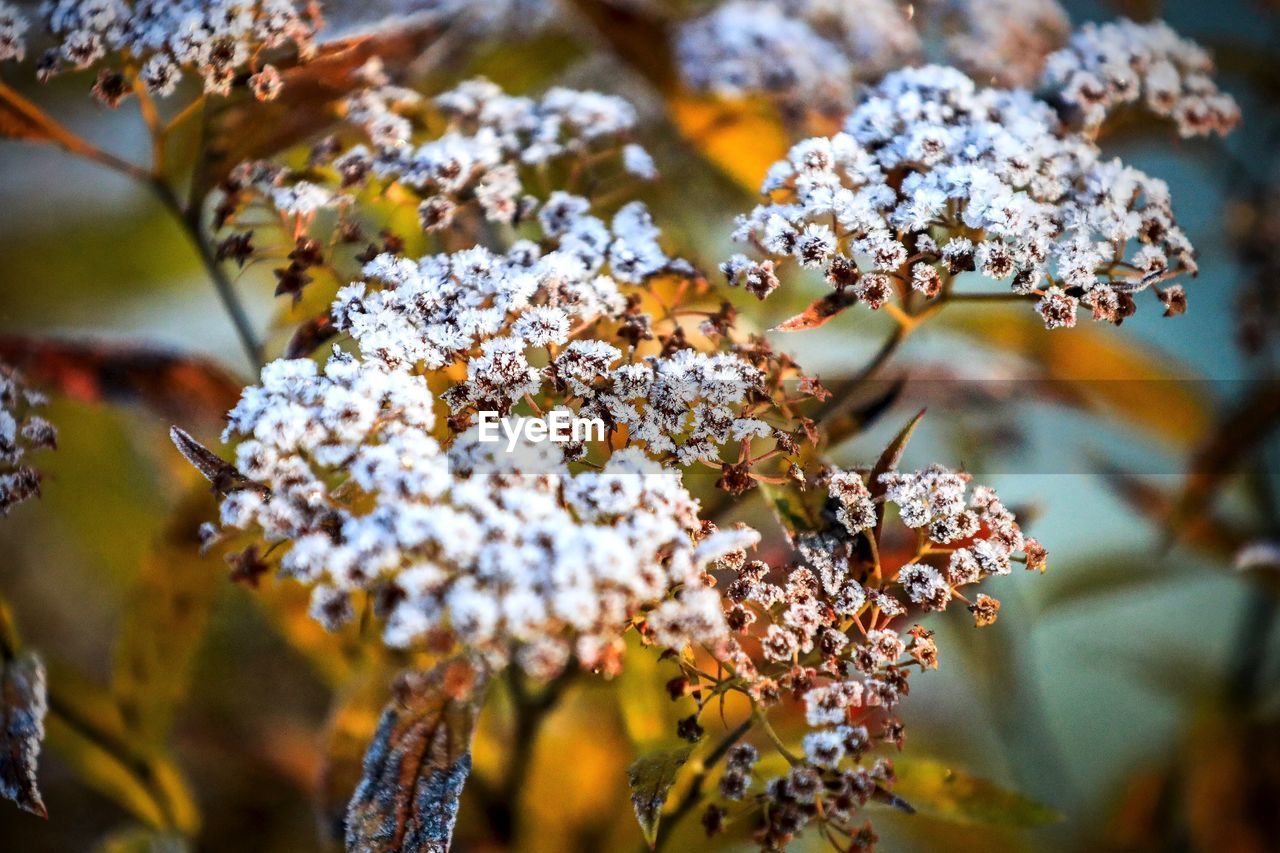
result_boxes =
[0,363,57,516]
[677,456,1045,845]
[215,76,661,297]
[188,348,746,679]
[676,0,919,122]
[3,1,321,104]
[732,65,1221,328]
[1041,18,1241,138]
[0,2,28,62]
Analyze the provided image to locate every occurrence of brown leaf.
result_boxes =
[0,650,48,818]
[772,290,859,332]
[169,427,269,498]
[0,82,62,144]
[0,336,243,425]
[285,313,339,358]
[869,408,926,539]
[626,745,693,848]
[346,660,488,853]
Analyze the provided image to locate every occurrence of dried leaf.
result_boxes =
[869,408,926,539]
[285,314,339,359]
[346,661,488,853]
[0,650,48,818]
[169,427,269,498]
[819,377,905,450]
[890,757,1062,827]
[1096,462,1249,559]
[772,291,859,332]
[626,745,693,848]
[0,336,243,425]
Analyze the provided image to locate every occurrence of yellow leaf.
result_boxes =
[667,95,788,192]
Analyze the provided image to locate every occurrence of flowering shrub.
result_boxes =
[0,1,1254,852]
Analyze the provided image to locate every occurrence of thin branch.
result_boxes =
[149,179,264,369]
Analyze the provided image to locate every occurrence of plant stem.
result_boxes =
[149,179,264,369]
[489,664,577,845]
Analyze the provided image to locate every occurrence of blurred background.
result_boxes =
[1,0,1278,850]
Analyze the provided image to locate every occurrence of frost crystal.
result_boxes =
[681,460,1044,843]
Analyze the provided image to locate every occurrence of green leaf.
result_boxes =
[346,660,488,852]
[112,490,221,745]
[626,745,693,848]
[43,664,199,834]
[0,649,48,818]
[890,757,1062,828]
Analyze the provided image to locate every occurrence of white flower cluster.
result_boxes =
[694,462,1043,841]
[0,364,57,517]
[945,0,1070,88]
[675,0,918,118]
[333,77,653,233]
[333,197,769,465]
[732,65,1205,328]
[1041,18,1241,137]
[0,2,27,62]
[212,351,742,677]
[5,1,319,103]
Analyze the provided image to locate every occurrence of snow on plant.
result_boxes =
[0,364,57,516]
[729,65,1215,329]
[176,77,824,684]
[2,0,321,104]
[2,2,1248,849]
[1040,18,1241,138]
[179,347,750,679]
